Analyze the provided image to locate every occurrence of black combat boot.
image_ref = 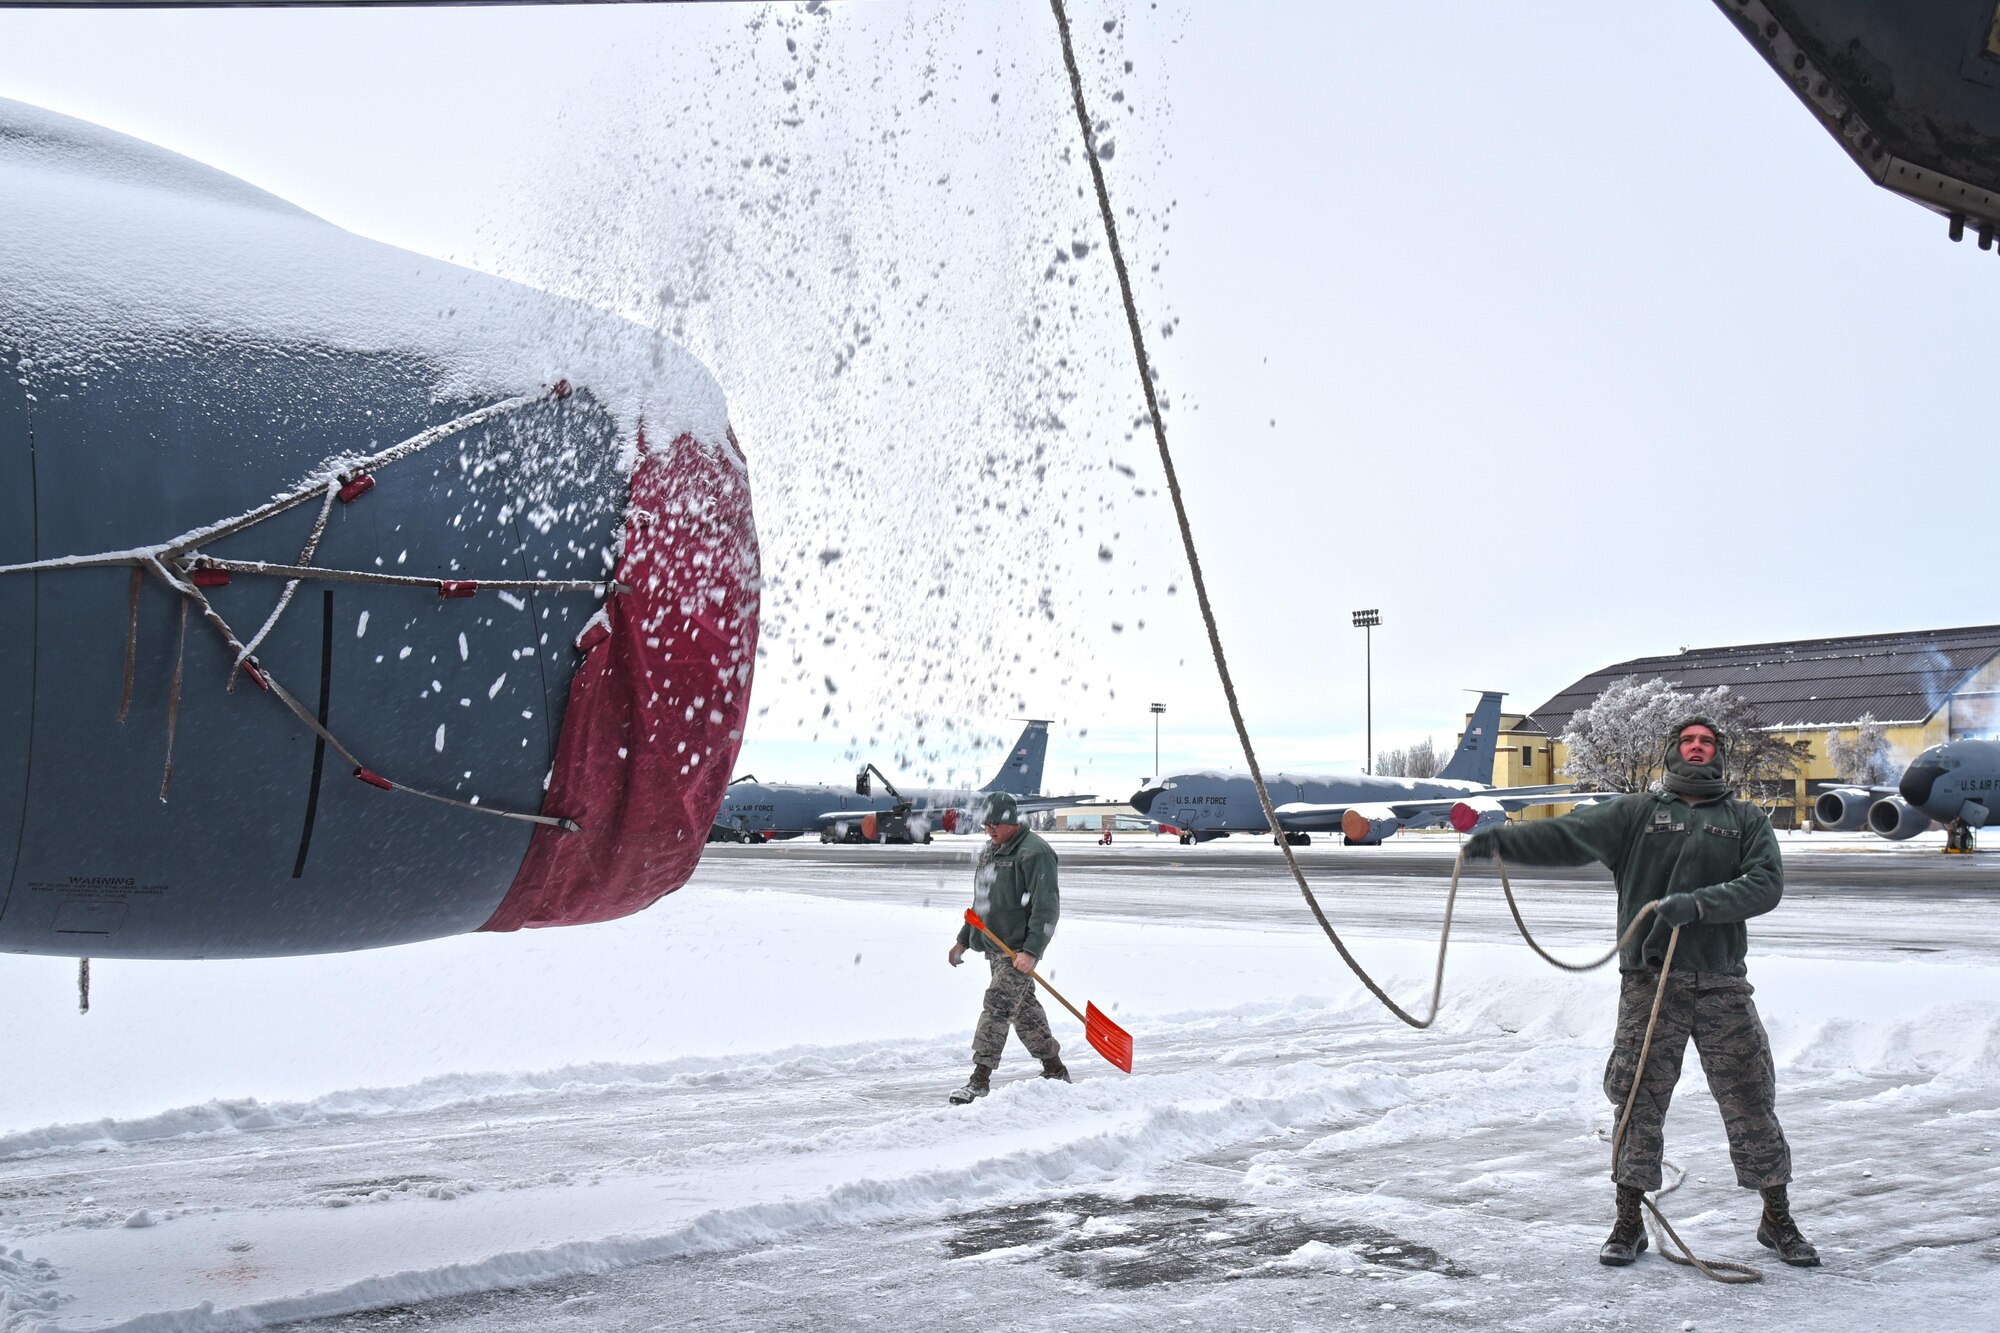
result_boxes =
[1756,1185,1821,1267]
[1041,1057,1071,1083]
[1598,1184,1649,1266]
[947,1065,992,1106]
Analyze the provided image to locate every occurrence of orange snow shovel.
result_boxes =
[964,908,1133,1073]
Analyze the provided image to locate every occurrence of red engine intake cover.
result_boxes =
[481,428,759,931]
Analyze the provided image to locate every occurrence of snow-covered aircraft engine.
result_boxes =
[1340,805,1402,846]
[1448,797,1507,833]
[1866,795,1933,841]
[0,99,760,960]
[1812,787,1875,831]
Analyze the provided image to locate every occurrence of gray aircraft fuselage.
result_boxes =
[1814,737,2000,842]
[718,783,992,840]
[1133,772,1493,838]
[716,720,1050,840]
[1132,688,1526,842]
[1898,739,2000,825]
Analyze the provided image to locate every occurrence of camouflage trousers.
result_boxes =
[973,954,1062,1068]
[1605,969,1791,1192]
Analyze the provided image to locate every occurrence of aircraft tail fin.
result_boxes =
[1437,691,1506,784]
[981,720,1050,795]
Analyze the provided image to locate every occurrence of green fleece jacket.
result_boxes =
[956,828,1060,958]
[1491,791,1782,975]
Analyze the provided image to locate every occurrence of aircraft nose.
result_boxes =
[1900,764,1946,808]
[1131,785,1161,816]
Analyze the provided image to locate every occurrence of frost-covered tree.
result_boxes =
[1827,713,1894,785]
[1561,675,1809,798]
[1375,737,1441,779]
[1560,677,1688,791]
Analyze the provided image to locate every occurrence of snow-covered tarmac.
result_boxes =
[3,833,1997,1330]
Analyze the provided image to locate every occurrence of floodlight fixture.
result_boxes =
[1352,609,1382,772]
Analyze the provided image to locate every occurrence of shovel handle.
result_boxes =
[963,909,1087,1026]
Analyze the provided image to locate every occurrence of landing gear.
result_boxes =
[1274,831,1311,848]
[1947,819,1978,854]
[1178,832,1193,846]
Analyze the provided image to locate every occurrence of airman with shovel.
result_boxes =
[948,791,1132,1104]
[947,791,1067,1103]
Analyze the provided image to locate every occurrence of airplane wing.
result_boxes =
[1273,789,1609,833]
[1015,793,1096,812]
[811,809,882,829]
[811,795,1095,830]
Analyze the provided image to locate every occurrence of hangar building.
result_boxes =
[1497,624,2000,827]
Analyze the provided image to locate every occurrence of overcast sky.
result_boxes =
[3,1,1989,799]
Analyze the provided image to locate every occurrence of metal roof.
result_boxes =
[1514,624,2000,738]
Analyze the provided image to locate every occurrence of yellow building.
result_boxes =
[1491,625,2000,828]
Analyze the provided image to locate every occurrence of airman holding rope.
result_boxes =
[1464,716,1820,1269]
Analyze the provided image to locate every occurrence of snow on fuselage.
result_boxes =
[0,98,759,958]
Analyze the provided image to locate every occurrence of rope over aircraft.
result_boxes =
[0,97,760,959]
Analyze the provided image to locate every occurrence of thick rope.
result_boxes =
[118,566,142,723]
[233,479,340,683]
[159,392,546,561]
[145,556,576,833]
[1049,0,1468,1027]
[0,392,552,579]
[158,596,188,802]
[198,558,621,596]
[0,390,586,834]
[1049,2,1756,1281]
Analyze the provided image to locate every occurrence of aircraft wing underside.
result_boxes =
[1272,789,1607,833]
[811,793,1093,829]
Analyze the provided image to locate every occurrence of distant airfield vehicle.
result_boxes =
[1132,691,1602,846]
[0,98,759,960]
[1813,737,2000,851]
[711,720,1091,843]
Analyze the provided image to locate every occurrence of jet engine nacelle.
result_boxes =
[1341,804,1402,846]
[1867,796,1934,841]
[1448,798,1506,834]
[1813,788,1875,832]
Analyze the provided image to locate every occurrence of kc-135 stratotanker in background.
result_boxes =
[710,719,1094,843]
[1813,736,2000,851]
[1132,691,1605,846]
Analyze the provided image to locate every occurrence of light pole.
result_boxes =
[1352,608,1380,774]
[1149,702,1166,781]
